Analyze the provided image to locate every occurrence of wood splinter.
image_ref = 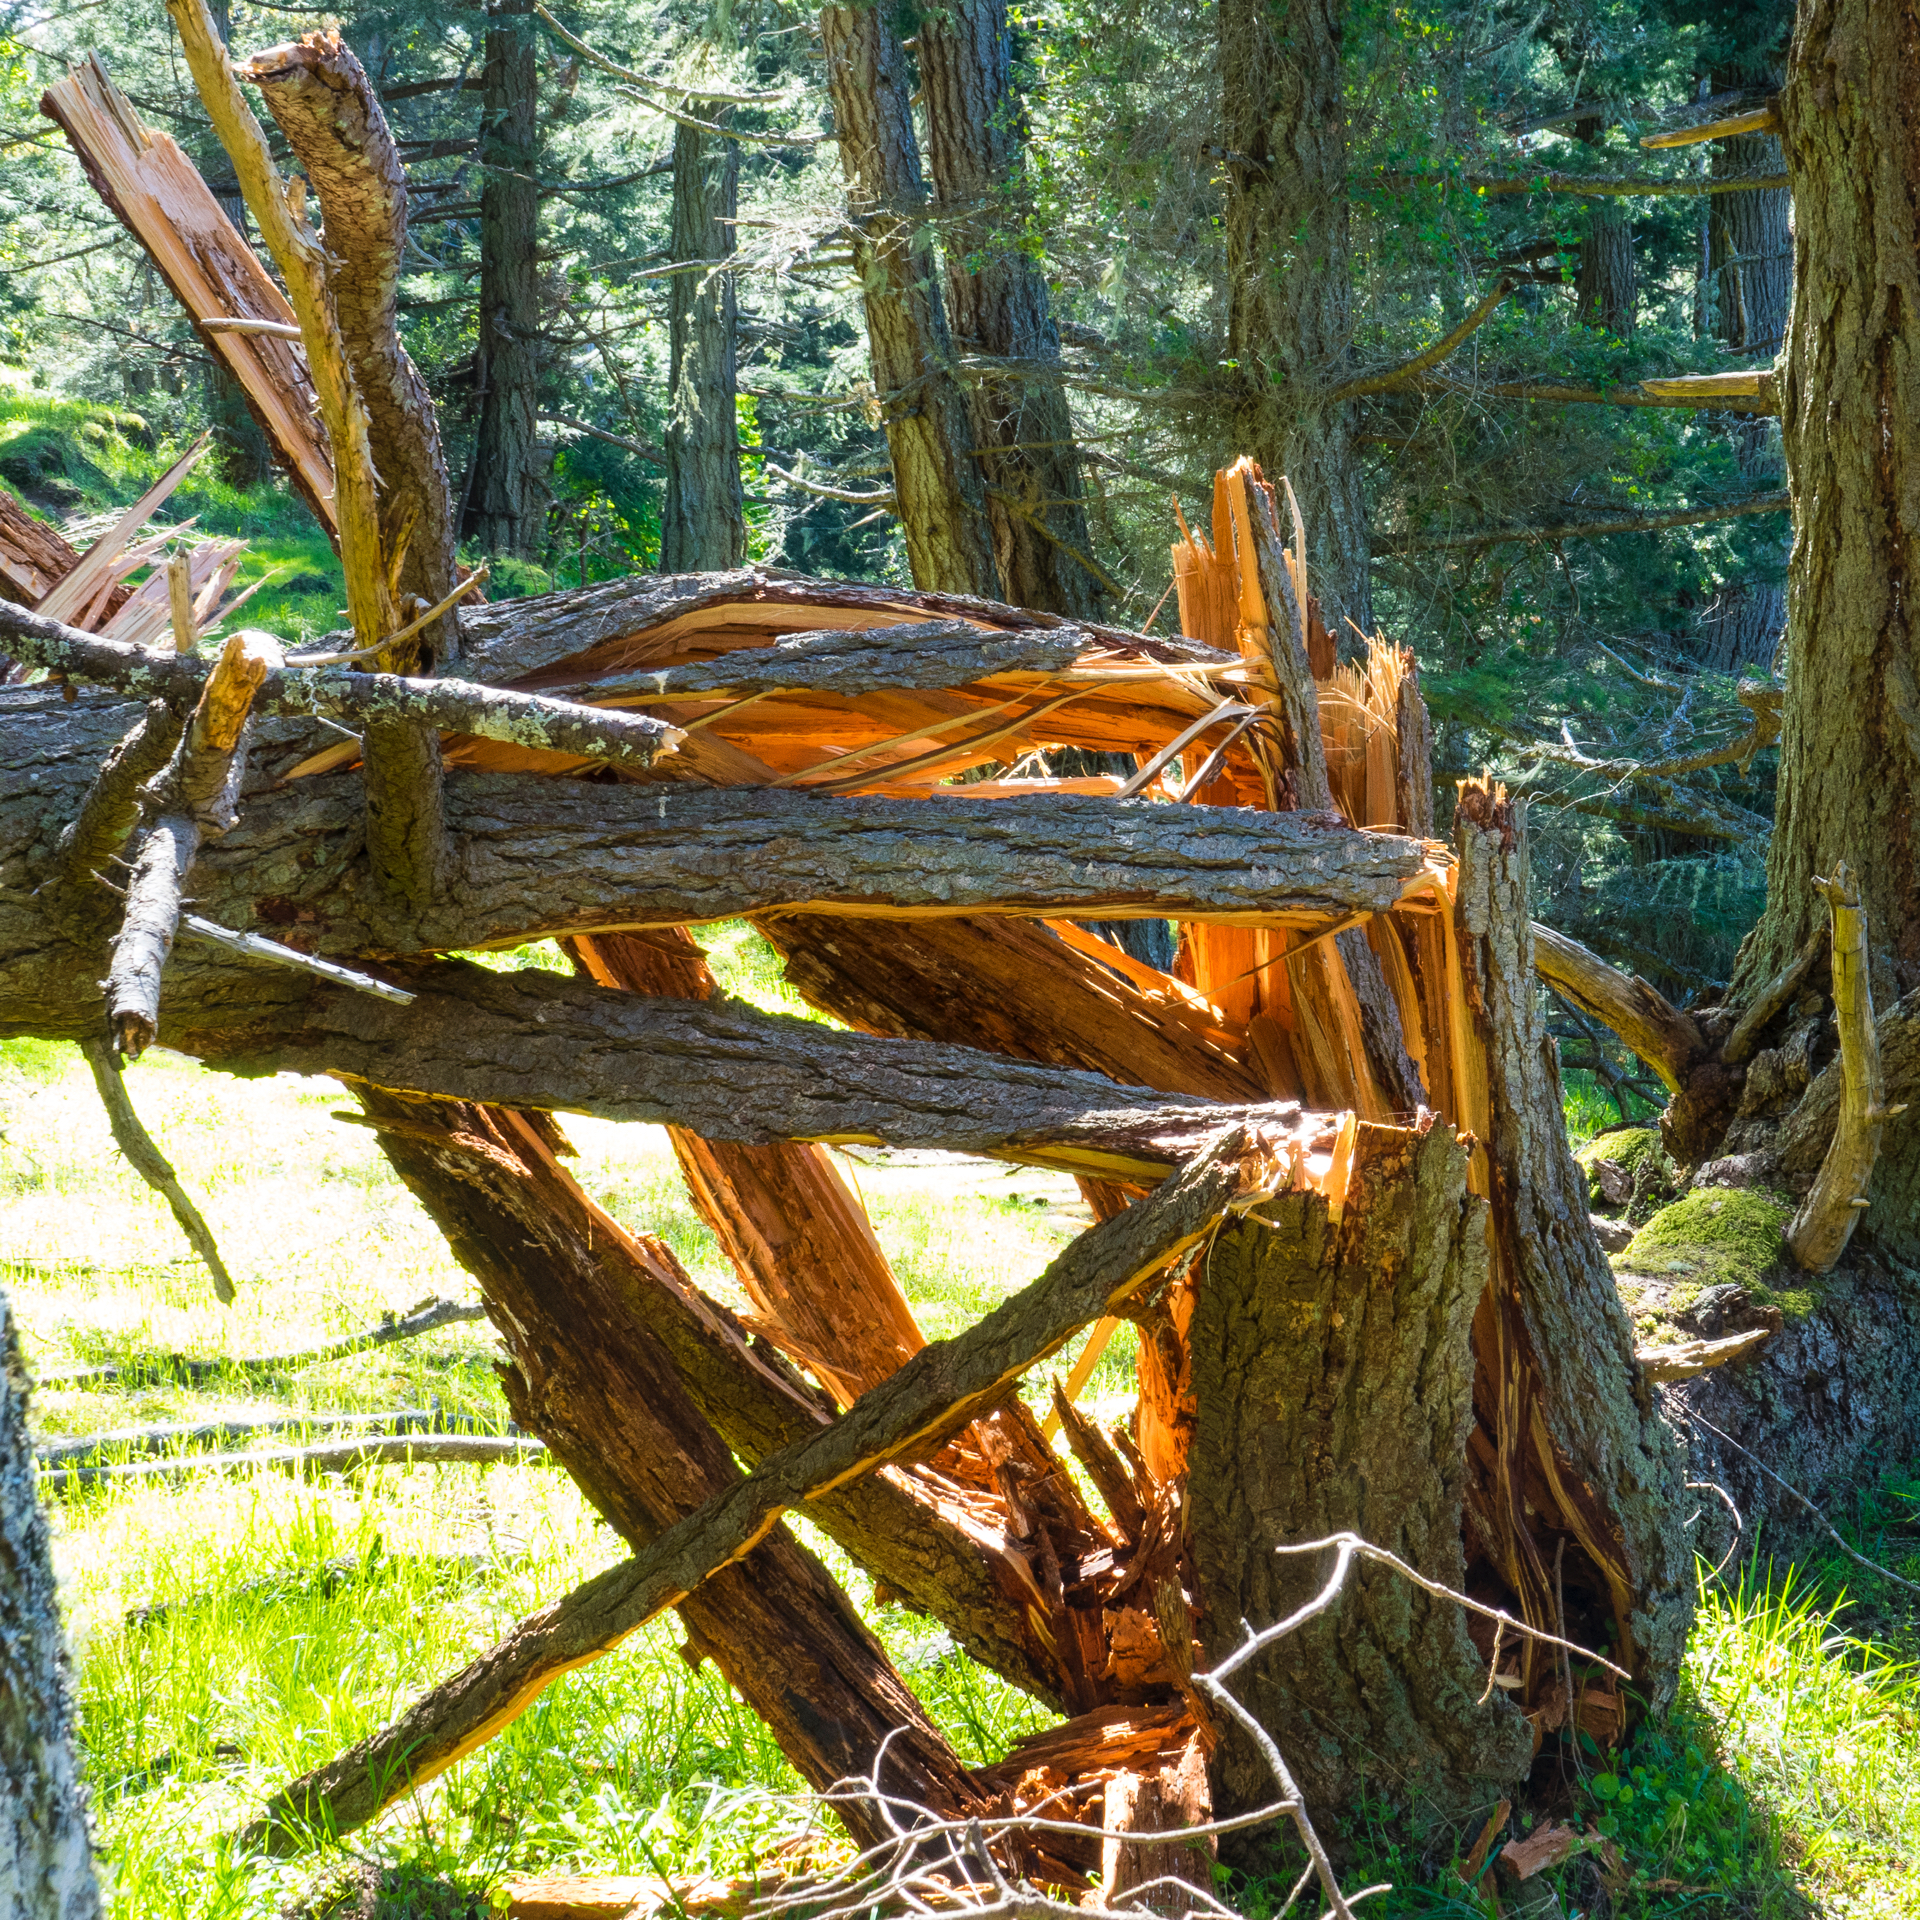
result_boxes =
[79,1032,236,1304]
[104,630,279,1058]
[1788,861,1906,1273]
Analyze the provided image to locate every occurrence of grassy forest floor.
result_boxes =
[4,393,1917,1918]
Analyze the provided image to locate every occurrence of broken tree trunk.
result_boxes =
[1188,1117,1534,1831]
[249,1091,983,1856]
[247,1123,1278,1849]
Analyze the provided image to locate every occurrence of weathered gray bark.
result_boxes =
[0,1288,102,1920]
[661,119,745,572]
[467,0,544,557]
[1189,1120,1533,1834]
[820,5,998,597]
[917,0,1102,618]
[1217,0,1369,635]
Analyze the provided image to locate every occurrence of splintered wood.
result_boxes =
[39,56,337,528]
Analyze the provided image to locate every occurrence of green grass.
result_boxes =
[4,1031,1916,1915]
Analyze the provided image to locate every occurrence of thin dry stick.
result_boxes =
[79,1033,236,1304]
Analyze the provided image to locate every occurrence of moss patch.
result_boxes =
[1619,1188,1796,1298]
[1575,1125,1679,1217]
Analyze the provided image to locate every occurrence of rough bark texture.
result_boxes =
[1743,0,1920,1005]
[1188,1121,1532,1834]
[0,1288,102,1920]
[243,32,456,657]
[325,1094,980,1849]
[661,120,745,572]
[820,5,998,598]
[1574,123,1637,338]
[1700,114,1791,671]
[1453,789,1689,1710]
[917,0,1102,618]
[467,0,544,557]
[1217,0,1370,635]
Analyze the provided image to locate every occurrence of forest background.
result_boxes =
[0,0,1797,1088]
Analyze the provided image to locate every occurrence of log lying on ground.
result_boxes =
[0,604,683,774]
[38,1295,487,1388]
[244,1125,1275,1851]
[37,1406,501,1467]
[192,960,1335,1184]
[38,1432,547,1493]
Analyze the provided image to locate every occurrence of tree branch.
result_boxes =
[1414,371,1777,415]
[1531,921,1705,1093]
[1381,169,1788,198]
[1379,491,1789,554]
[1327,278,1516,402]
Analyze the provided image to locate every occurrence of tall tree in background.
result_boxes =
[820,4,996,597]
[1217,0,1369,636]
[1738,0,1920,1004]
[466,0,543,556]
[661,116,745,571]
[0,1291,100,1920]
[918,0,1104,618]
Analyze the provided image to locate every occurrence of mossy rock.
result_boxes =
[0,426,109,505]
[1617,1188,1816,1315]
[1574,1126,1677,1216]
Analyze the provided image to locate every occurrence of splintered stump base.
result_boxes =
[1188,1119,1533,1834]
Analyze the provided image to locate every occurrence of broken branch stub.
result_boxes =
[104,632,279,1056]
[244,1125,1277,1850]
[1788,862,1902,1272]
[1530,920,1706,1093]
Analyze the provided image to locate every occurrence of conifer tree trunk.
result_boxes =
[917,0,1102,618]
[821,6,997,598]
[1217,0,1370,637]
[661,121,745,572]
[466,0,544,558]
[1700,112,1791,671]
[1739,0,1920,1007]
[0,1289,100,1920]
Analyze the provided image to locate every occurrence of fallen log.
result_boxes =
[36,1405,498,1467]
[243,1124,1275,1850]
[37,1295,487,1388]
[38,1432,547,1493]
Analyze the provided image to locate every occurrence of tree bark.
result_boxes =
[917,0,1103,618]
[1574,124,1637,338]
[1738,0,1920,1006]
[661,121,745,572]
[264,1093,981,1851]
[467,0,544,558]
[1188,1120,1534,1834]
[820,5,997,597]
[0,1288,101,1920]
[1217,0,1370,636]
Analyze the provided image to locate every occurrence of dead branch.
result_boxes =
[1788,862,1903,1272]
[1635,1327,1774,1383]
[1457,168,1786,197]
[38,1433,546,1494]
[242,1127,1284,1852]
[48,697,183,900]
[1326,277,1516,402]
[105,631,279,1056]
[37,1295,487,1389]
[177,916,415,1004]
[37,1406,498,1468]
[0,604,685,774]
[540,413,668,465]
[1414,370,1777,415]
[78,1033,236,1304]
[1723,926,1824,1064]
[1530,921,1705,1093]
[1379,491,1789,554]
[1641,101,1780,148]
